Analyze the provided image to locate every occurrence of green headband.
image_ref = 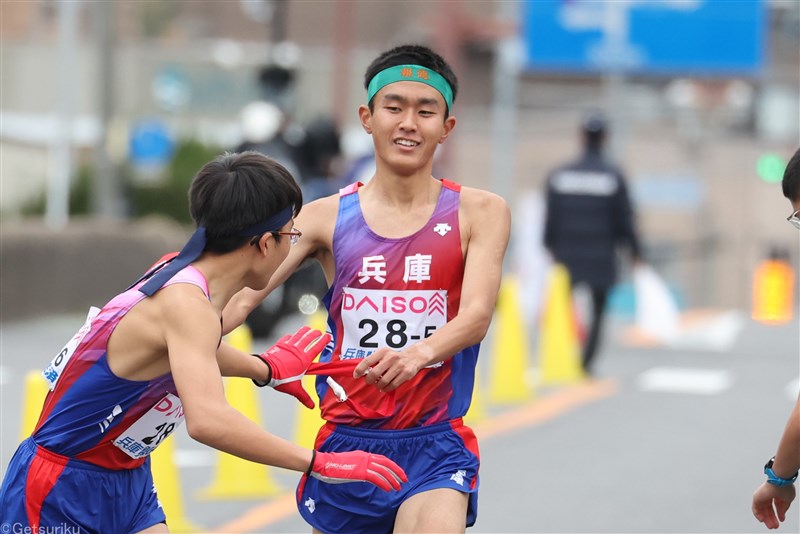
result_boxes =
[367,64,454,111]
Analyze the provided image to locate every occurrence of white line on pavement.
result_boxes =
[637,367,733,395]
[173,449,215,467]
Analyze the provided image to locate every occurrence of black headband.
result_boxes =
[137,206,293,297]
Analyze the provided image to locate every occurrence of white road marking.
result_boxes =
[666,310,745,353]
[637,367,733,395]
[173,449,214,467]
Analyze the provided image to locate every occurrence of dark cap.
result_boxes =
[582,113,608,134]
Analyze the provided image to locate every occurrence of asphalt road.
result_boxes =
[1,310,798,533]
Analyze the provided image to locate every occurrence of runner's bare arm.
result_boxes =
[752,395,800,528]
[163,285,406,489]
[162,286,314,471]
[222,196,338,335]
[355,188,510,390]
[216,341,270,381]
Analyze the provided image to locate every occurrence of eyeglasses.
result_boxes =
[787,208,800,230]
[250,229,303,246]
[274,229,302,245]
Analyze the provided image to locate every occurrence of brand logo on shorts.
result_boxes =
[305,497,316,513]
[450,469,466,486]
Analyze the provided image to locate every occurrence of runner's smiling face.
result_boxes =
[361,81,455,175]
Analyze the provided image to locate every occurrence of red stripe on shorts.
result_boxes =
[25,445,68,530]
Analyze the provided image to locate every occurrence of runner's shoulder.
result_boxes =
[458,186,509,217]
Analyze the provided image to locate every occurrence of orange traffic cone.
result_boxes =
[752,252,794,325]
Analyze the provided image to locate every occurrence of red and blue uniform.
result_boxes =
[297,180,481,533]
[0,266,207,533]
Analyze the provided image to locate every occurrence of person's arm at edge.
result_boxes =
[613,173,643,263]
[542,173,557,256]
[771,395,800,479]
[752,395,800,529]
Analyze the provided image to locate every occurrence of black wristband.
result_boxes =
[306,449,317,476]
[251,353,272,387]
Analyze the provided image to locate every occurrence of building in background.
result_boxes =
[1,0,798,312]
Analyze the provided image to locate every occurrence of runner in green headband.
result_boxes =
[367,63,454,111]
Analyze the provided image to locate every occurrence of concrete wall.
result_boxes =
[1,216,189,321]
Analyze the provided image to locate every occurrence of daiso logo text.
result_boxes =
[342,291,445,316]
[154,394,184,419]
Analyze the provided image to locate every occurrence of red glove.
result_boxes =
[253,326,331,409]
[308,450,408,492]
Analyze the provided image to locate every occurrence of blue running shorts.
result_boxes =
[296,418,480,534]
[0,437,166,533]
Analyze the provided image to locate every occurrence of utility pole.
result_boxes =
[47,0,79,229]
[92,1,125,218]
[490,1,523,204]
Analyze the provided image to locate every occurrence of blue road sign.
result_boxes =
[129,118,175,168]
[523,0,765,76]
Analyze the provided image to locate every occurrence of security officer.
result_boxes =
[543,113,642,375]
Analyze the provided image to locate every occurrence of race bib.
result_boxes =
[42,307,101,390]
[113,393,185,459]
[340,288,447,360]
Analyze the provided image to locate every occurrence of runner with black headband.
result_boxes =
[225,45,511,533]
[0,151,407,534]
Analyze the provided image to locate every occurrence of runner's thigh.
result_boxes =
[394,488,468,533]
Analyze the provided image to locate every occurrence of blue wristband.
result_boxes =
[765,457,799,486]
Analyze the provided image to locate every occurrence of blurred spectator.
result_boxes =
[294,115,342,201]
[236,100,302,183]
[543,113,642,375]
[338,126,377,186]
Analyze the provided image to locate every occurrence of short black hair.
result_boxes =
[188,151,302,253]
[782,147,800,202]
[363,44,458,118]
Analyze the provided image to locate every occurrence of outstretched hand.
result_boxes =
[255,326,331,409]
[309,450,408,491]
[752,482,796,529]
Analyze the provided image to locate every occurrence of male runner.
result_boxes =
[0,152,406,533]
[225,45,511,533]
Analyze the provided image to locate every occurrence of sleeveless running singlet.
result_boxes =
[33,266,209,470]
[316,179,480,429]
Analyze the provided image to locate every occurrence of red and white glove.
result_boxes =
[253,326,331,409]
[307,450,408,492]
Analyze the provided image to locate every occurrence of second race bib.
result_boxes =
[113,393,185,459]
